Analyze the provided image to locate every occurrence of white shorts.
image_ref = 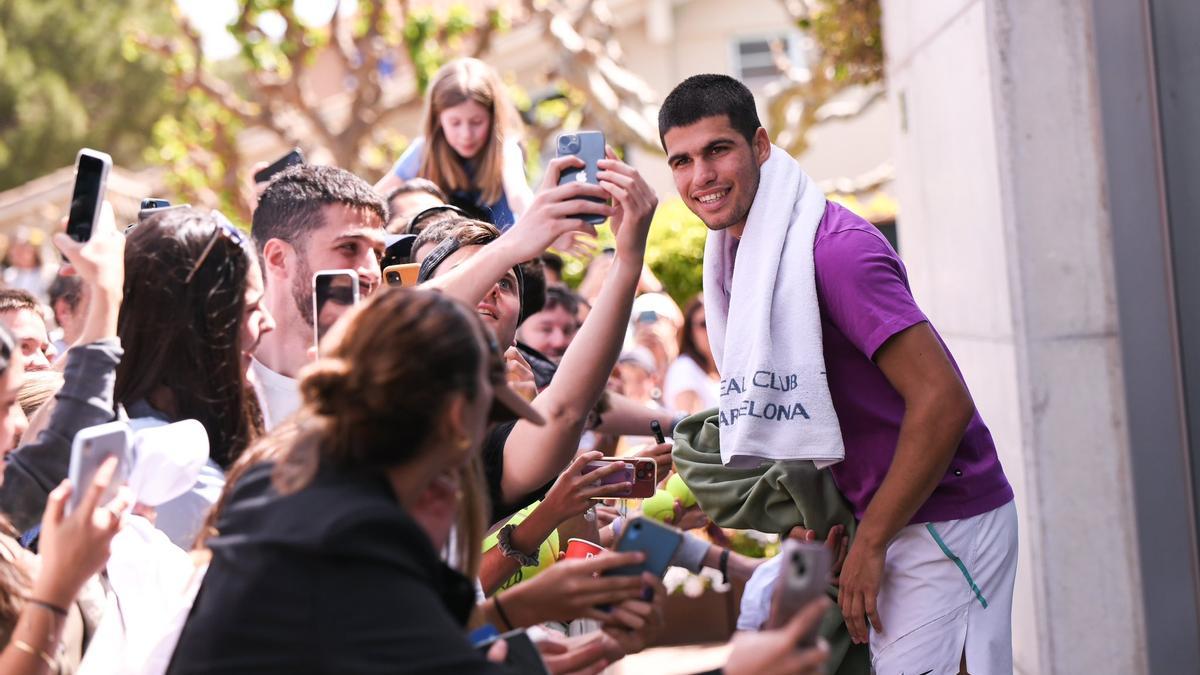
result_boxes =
[871,500,1018,675]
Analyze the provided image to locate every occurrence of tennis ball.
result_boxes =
[666,474,697,508]
[641,490,677,523]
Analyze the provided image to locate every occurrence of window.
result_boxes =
[733,33,805,84]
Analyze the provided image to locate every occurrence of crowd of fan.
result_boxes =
[0,59,836,675]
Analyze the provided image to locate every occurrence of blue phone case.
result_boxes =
[556,131,607,224]
[606,516,683,577]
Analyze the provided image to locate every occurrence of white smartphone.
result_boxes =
[66,148,113,242]
[67,421,133,514]
[768,539,833,645]
[312,269,360,353]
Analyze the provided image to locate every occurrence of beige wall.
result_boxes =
[882,0,1147,672]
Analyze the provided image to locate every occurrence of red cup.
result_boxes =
[564,538,605,561]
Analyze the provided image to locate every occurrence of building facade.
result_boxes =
[881,0,1200,671]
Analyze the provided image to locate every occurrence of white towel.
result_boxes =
[702,145,844,468]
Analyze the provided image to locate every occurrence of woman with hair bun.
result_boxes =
[167,287,547,674]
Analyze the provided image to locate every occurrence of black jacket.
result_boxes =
[167,461,505,674]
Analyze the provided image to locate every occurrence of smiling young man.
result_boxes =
[251,165,387,429]
[660,74,1016,674]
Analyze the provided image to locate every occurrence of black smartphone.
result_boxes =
[604,516,683,578]
[555,131,607,224]
[313,270,360,353]
[474,628,548,674]
[66,149,113,242]
[254,148,305,184]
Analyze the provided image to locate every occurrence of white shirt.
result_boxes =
[250,356,301,431]
[737,553,783,630]
[664,355,720,412]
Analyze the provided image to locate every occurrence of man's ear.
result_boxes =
[753,127,771,166]
[261,238,293,282]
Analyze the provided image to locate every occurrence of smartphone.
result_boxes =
[473,628,549,674]
[582,459,634,490]
[313,270,360,352]
[555,131,607,224]
[383,263,421,287]
[582,457,656,498]
[605,516,683,578]
[381,233,417,269]
[767,539,833,644]
[66,149,113,242]
[254,148,305,184]
[67,421,133,515]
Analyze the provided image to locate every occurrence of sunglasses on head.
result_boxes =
[185,210,250,284]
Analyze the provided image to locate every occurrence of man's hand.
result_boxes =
[788,523,849,583]
[837,538,885,644]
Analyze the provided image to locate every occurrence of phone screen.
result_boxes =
[67,153,107,242]
[314,272,359,350]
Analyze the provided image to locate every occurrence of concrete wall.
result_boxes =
[881,0,1146,672]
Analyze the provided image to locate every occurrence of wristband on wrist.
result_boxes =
[718,548,731,585]
[492,594,515,631]
[497,524,540,568]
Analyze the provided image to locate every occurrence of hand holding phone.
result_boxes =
[767,539,833,646]
[604,516,683,578]
[65,149,112,243]
[67,421,133,515]
[475,628,549,674]
[313,270,360,353]
[555,131,608,225]
[581,456,656,499]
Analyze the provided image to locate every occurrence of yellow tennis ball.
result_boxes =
[641,490,677,522]
[666,474,697,508]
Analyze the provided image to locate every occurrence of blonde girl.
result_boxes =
[376,58,533,230]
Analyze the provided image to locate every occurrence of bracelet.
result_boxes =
[492,594,515,631]
[496,524,540,568]
[11,639,56,668]
[28,598,69,617]
[719,548,731,585]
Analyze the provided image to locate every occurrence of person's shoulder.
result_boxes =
[815,201,893,250]
[813,201,900,269]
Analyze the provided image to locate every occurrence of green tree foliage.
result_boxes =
[0,0,177,190]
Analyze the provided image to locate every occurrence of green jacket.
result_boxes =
[672,409,870,675]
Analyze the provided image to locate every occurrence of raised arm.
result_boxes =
[499,155,656,502]
[0,203,125,531]
[420,156,611,305]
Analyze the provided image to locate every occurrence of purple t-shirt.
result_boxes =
[813,201,1012,524]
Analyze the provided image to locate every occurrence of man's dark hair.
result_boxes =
[48,274,84,313]
[252,165,388,255]
[386,178,447,207]
[658,74,762,149]
[542,284,580,318]
[0,288,40,314]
